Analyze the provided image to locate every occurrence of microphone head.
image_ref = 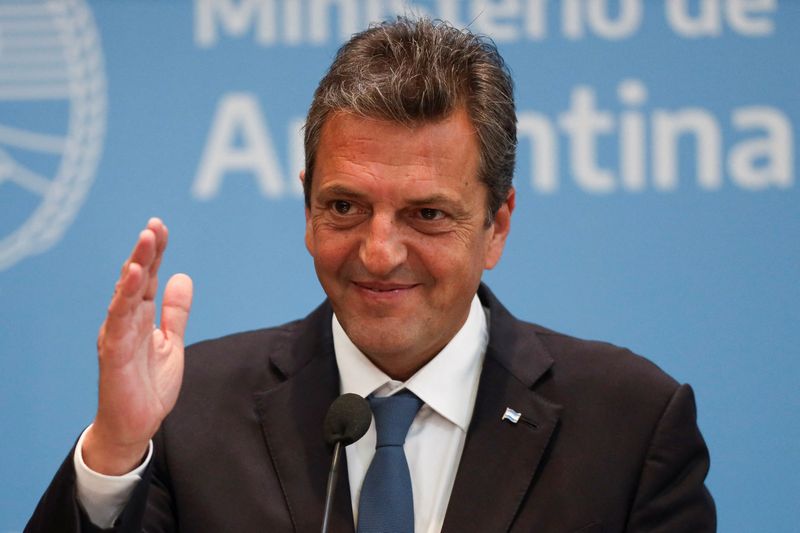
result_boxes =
[323,393,372,446]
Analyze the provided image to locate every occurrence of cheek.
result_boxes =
[412,237,485,283]
[311,233,357,274]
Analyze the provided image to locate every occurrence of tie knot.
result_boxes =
[369,390,423,448]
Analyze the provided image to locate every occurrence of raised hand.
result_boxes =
[82,218,193,475]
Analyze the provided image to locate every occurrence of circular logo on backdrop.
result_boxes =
[0,0,106,271]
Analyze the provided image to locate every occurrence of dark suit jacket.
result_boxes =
[26,285,715,532]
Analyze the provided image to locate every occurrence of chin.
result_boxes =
[346,321,417,355]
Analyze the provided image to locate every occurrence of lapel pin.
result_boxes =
[501,407,521,424]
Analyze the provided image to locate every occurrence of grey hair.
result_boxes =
[303,17,516,222]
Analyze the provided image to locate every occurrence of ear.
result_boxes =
[484,187,515,270]
[300,170,307,210]
[300,170,313,254]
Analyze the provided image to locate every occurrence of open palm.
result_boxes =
[84,218,193,475]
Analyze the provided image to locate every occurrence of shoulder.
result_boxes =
[185,319,305,377]
[177,299,333,402]
[534,325,678,390]
[166,323,298,424]
[497,315,695,469]
[480,284,681,414]
[510,320,689,451]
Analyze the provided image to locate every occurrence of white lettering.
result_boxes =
[398,0,432,19]
[364,0,386,25]
[192,85,794,200]
[437,0,467,28]
[561,0,642,40]
[193,93,286,199]
[558,86,616,193]
[284,0,302,44]
[193,0,777,46]
[518,111,558,193]
[729,106,793,189]
[473,0,522,41]
[309,0,360,44]
[665,0,722,37]
[523,0,547,40]
[653,108,722,190]
[665,0,775,37]
[194,0,276,47]
[562,0,583,39]
[618,79,647,191]
[289,118,306,196]
[586,0,642,40]
[726,0,776,36]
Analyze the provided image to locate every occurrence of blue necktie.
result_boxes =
[357,390,423,533]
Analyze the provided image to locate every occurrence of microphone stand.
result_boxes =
[321,441,342,533]
[320,392,371,533]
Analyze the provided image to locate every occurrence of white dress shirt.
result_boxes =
[73,425,152,527]
[334,293,487,533]
[75,294,488,532]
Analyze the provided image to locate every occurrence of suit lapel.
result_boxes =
[253,303,356,533]
[442,286,562,532]
[250,287,560,533]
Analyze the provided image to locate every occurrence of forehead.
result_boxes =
[313,109,482,195]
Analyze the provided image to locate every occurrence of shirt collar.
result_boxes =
[333,294,488,432]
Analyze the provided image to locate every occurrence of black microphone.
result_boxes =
[321,393,371,533]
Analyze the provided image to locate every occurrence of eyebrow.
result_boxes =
[316,185,368,201]
[405,194,461,208]
[320,186,459,206]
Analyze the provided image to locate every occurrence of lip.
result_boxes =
[351,281,420,301]
[352,281,419,292]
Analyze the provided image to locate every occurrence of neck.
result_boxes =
[362,345,443,382]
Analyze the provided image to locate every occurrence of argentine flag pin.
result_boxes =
[502,407,521,424]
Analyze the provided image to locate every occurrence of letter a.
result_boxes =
[193,92,285,199]
[729,106,794,190]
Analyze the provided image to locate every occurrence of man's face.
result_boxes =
[304,108,514,379]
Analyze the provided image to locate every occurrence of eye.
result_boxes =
[333,200,352,214]
[419,208,443,221]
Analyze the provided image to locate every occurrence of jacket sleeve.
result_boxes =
[626,384,716,532]
[24,440,175,533]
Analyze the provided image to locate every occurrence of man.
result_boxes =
[26,18,715,532]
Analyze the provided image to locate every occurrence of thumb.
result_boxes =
[161,273,193,343]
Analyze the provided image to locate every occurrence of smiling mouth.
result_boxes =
[353,282,418,293]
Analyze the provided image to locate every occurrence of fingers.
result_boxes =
[160,273,193,345]
[127,228,157,280]
[118,219,167,300]
[144,218,168,300]
[107,233,153,315]
[104,220,169,338]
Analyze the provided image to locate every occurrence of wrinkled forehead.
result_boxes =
[316,109,480,164]
[311,110,486,207]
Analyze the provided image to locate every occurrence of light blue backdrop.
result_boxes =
[1,1,798,531]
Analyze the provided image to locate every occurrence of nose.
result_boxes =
[359,213,407,277]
